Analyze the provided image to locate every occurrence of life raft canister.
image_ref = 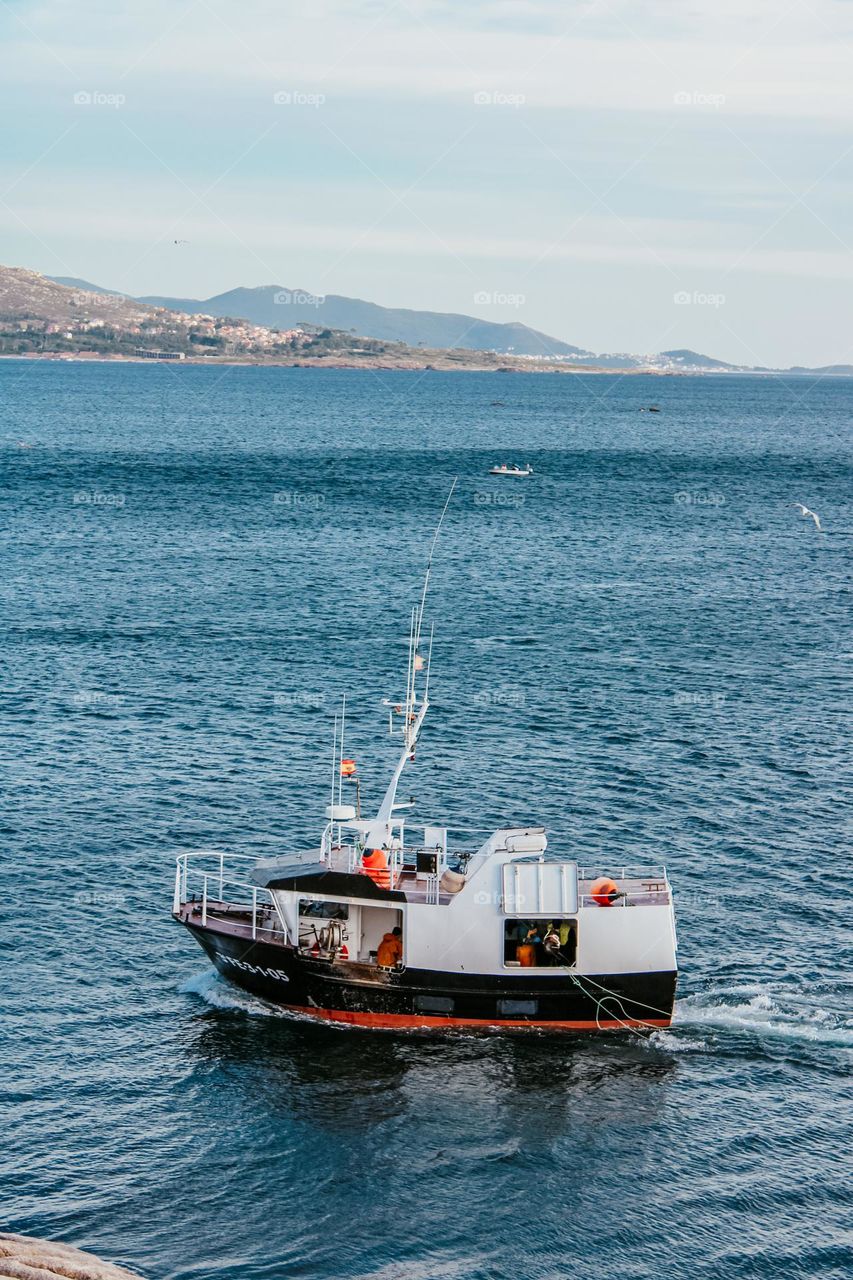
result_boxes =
[362,848,391,889]
[590,876,621,907]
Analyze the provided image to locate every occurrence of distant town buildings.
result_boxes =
[2,309,308,358]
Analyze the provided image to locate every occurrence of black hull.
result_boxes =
[182,919,677,1033]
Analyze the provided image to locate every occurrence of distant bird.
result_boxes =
[792,503,822,531]
[173,239,188,245]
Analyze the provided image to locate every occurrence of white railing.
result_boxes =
[174,850,289,941]
[323,842,367,875]
[577,865,671,908]
[323,841,406,888]
[320,834,450,896]
[577,864,668,881]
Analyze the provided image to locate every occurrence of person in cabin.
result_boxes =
[514,921,540,967]
[377,926,403,968]
[542,925,562,963]
[542,920,574,964]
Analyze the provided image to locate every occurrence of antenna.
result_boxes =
[424,621,435,702]
[328,710,339,843]
[414,477,457,656]
[404,478,457,749]
[374,480,457,824]
[338,694,346,808]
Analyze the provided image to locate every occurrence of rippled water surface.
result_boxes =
[1,363,851,1280]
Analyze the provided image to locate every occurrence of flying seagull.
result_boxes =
[792,503,822,531]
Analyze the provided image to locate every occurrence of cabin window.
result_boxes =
[299,900,349,919]
[415,995,454,1014]
[503,919,577,967]
[498,999,538,1017]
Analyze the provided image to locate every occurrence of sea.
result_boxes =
[1,361,851,1280]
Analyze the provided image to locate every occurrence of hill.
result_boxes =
[1,268,169,328]
[17,266,845,375]
[0,264,599,370]
[0,265,315,359]
[131,284,590,357]
[658,348,742,371]
[49,275,128,298]
[43,277,767,370]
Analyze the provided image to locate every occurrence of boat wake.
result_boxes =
[179,969,356,1031]
[180,971,852,1050]
[674,988,853,1048]
[180,969,286,1018]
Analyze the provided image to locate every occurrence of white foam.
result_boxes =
[675,992,853,1047]
[646,1029,708,1053]
[179,968,285,1018]
[178,971,852,1048]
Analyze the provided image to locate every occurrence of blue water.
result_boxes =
[2,362,851,1280]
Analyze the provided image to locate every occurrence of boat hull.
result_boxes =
[182,919,676,1033]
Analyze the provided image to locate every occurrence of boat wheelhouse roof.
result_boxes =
[254,862,407,902]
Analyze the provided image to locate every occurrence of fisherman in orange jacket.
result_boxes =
[377,926,403,968]
[362,847,391,889]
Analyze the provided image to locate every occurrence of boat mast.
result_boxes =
[375,480,456,823]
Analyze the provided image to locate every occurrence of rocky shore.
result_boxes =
[0,1234,144,1280]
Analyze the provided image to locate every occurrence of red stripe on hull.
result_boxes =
[284,1005,672,1032]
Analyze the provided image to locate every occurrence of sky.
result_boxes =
[1,0,852,366]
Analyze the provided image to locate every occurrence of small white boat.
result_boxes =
[489,463,533,477]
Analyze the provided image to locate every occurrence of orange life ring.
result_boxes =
[590,876,621,907]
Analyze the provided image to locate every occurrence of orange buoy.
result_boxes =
[516,943,537,967]
[590,876,621,907]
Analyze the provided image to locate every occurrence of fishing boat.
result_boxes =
[489,463,533,477]
[173,494,678,1034]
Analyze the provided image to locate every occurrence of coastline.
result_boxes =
[0,351,689,375]
[0,353,845,376]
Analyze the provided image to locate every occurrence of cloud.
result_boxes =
[6,170,853,283]
[3,1,853,119]
[1,0,852,363]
